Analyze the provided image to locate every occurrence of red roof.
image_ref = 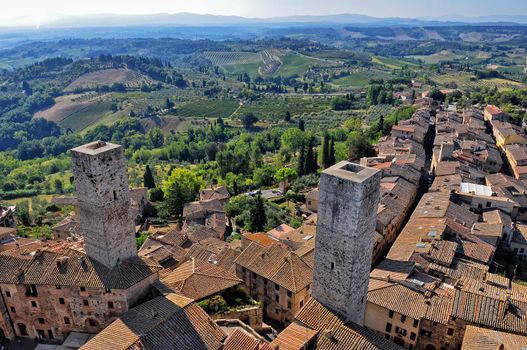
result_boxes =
[485,105,503,115]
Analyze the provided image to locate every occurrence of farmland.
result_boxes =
[203,51,261,66]
[235,96,331,122]
[173,99,240,119]
[65,68,153,91]
[430,71,525,91]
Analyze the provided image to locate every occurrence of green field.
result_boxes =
[174,99,240,119]
[431,72,524,91]
[330,72,375,88]
[276,53,320,77]
[59,101,117,132]
[236,96,331,121]
[373,56,420,69]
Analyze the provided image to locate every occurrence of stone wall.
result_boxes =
[210,304,263,330]
[71,142,137,268]
[312,161,382,326]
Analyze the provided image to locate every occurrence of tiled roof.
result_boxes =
[235,243,312,293]
[243,233,278,247]
[461,325,527,350]
[200,186,230,202]
[452,289,527,334]
[161,258,242,301]
[223,329,260,350]
[0,248,160,289]
[271,298,404,350]
[485,105,503,115]
[80,293,226,350]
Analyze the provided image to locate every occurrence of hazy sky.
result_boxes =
[1,0,527,25]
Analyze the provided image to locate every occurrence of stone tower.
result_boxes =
[312,161,381,326]
[71,141,137,268]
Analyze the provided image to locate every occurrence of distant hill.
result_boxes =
[13,12,527,29]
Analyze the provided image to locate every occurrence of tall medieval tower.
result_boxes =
[71,141,137,268]
[312,161,381,326]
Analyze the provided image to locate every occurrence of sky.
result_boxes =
[1,0,527,26]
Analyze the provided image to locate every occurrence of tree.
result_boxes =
[298,119,305,132]
[143,165,156,189]
[281,128,306,154]
[348,132,376,161]
[305,138,318,175]
[428,89,446,102]
[165,97,174,110]
[54,178,64,194]
[274,168,298,184]
[147,128,164,148]
[297,145,306,176]
[250,196,267,232]
[377,115,385,133]
[284,111,292,122]
[239,113,259,129]
[161,168,202,219]
[328,138,336,166]
[322,133,330,169]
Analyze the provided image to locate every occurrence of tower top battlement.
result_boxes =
[71,141,121,156]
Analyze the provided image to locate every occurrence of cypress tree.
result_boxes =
[143,165,156,189]
[328,139,336,167]
[298,119,305,132]
[322,133,330,169]
[251,196,267,232]
[297,145,306,176]
[305,143,316,175]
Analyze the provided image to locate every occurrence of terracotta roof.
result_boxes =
[267,224,295,239]
[200,186,230,202]
[80,293,226,350]
[461,325,527,350]
[243,233,278,247]
[271,298,404,350]
[161,258,242,301]
[223,329,260,350]
[0,248,160,289]
[235,243,312,293]
[452,289,527,334]
[485,105,503,116]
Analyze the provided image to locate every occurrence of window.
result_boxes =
[385,334,390,340]
[386,323,392,332]
[59,298,65,305]
[409,345,413,350]
[287,301,291,309]
[300,300,304,308]
[64,317,70,325]
[413,320,418,328]
[401,315,406,323]
[410,332,416,340]
[48,330,54,340]
[38,318,45,324]
[306,284,310,291]
[252,272,256,279]
[275,309,279,314]
[26,284,38,297]
[287,290,292,297]
[486,202,491,208]
[389,310,394,318]
[447,328,454,336]
[113,190,117,200]
[31,301,37,308]
[80,287,86,292]
[5,291,10,297]
[275,295,279,303]
[331,262,335,270]
[451,316,456,321]
[83,300,89,306]
[88,319,97,327]
[18,323,28,336]
[420,330,432,337]
[395,327,407,337]
[432,322,438,326]
[10,307,15,313]
[108,301,114,309]
[275,284,280,291]
[105,288,111,293]
[56,286,61,290]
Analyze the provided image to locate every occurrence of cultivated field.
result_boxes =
[203,51,261,66]
[65,69,153,90]
[174,99,240,119]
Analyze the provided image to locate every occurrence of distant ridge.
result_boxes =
[8,12,527,29]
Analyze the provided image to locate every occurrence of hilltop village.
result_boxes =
[0,97,527,350]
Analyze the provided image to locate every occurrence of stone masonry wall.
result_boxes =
[312,161,382,326]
